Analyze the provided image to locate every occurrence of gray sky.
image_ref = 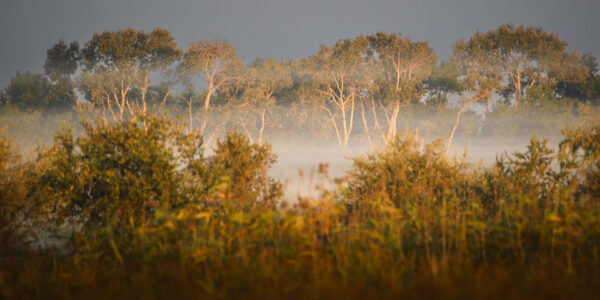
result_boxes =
[1,0,599,87]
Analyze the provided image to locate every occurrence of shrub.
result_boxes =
[346,132,472,216]
[0,132,29,252]
[204,129,282,211]
[35,115,198,232]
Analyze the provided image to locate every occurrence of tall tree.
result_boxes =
[4,71,51,111]
[368,32,437,143]
[44,39,81,109]
[474,25,574,111]
[80,28,181,118]
[180,39,241,111]
[555,53,598,102]
[425,60,461,110]
[44,39,80,82]
[240,57,292,103]
[309,36,370,146]
[448,34,503,153]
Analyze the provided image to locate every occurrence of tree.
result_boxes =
[37,115,190,231]
[206,129,281,210]
[180,39,241,111]
[368,32,437,143]
[555,53,600,103]
[448,33,503,153]
[0,133,29,249]
[309,36,371,146]
[80,28,181,118]
[471,25,575,111]
[240,57,292,103]
[44,39,80,82]
[425,60,461,110]
[44,39,81,109]
[4,71,51,111]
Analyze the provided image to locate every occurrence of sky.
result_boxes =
[1,0,599,87]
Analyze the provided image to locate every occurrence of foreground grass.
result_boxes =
[1,113,599,299]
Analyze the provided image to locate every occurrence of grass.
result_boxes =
[0,110,599,299]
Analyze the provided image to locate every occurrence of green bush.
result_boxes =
[0,133,29,252]
[204,129,282,210]
[34,114,281,234]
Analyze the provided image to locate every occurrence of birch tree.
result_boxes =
[80,28,181,119]
[368,32,437,143]
[309,36,370,147]
[472,25,569,111]
[180,39,241,112]
[448,34,502,153]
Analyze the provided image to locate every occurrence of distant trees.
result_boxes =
[80,28,181,118]
[0,40,80,112]
[308,36,370,146]
[44,39,80,82]
[368,32,437,143]
[369,32,437,105]
[457,25,588,111]
[180,39,241,111]
[493,25,568,110]
[3,71,58,111]
[1,25,599,147]
[556,53,600,103]
[240,57,293,103]
[425,61,461,110]
[448,32,503,152]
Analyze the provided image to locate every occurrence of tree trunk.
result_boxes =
[360,101,371,144]
[447,100,468,155]
[141,73,150,114]
[514,69,521,112]
[204,82,213,112]
[257,108,266,144]
[188,96,193,133]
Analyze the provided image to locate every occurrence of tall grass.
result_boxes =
[0,111,599,299]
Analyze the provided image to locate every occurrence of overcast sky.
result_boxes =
[1,0,599,87]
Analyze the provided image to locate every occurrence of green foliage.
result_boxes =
[2,119,600,299]
[347,132,470,213]
[559,120,600,200]
[3,71,76,111]
[205,129,282,210]
[369,32,438,105]
[30,114,282,234]
[80,28,182,116]
[44,39,80,82]
[36,115,188,231]
[0,133,29,251]
[425,60,462,109]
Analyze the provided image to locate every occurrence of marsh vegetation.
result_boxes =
[1,25,600,299]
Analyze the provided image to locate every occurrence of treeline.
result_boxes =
[1,24,599,148]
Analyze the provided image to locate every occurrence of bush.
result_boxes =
[346,132,472,216]
[0,132,29,252]
[204,129,282,210]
